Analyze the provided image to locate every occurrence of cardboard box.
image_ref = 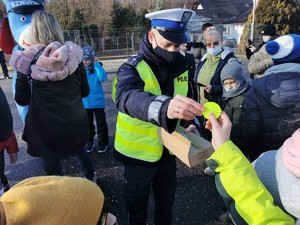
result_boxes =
[158,125,214,168]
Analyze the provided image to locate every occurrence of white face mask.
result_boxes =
[224,85,239,93]
[262,35,271,43]
[207,45,222,56]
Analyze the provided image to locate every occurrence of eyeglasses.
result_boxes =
[205,41,221,48]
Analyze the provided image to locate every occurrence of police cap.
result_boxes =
[145,8,196,44]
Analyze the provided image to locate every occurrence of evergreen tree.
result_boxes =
[255,0,300,34]
[110,0,137,36]
[239,0,300,52]
[135,9,149,28]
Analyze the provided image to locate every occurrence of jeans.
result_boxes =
[41,148,95,180]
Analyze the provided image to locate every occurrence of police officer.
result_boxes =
[113,8,203,225]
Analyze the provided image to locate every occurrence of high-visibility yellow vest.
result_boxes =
[114,60,188,162]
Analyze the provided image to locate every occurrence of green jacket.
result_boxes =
[206,141,295,225]
[222,91,248,150]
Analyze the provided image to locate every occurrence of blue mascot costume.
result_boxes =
[0,0,45,123]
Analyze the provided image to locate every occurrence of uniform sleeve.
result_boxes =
[15,71,31,106]
[94,62,107,82]
[115,62,172,128]
[206,141,295,225]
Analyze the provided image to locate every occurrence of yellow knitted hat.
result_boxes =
[0,176,104,225]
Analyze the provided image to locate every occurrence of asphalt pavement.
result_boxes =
[0,58,241,225]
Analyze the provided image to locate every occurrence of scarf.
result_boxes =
[222,80,250,101]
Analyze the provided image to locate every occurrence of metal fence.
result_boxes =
[62,24,276,58]
[63,28,148,57]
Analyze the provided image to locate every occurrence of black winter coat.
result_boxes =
[242,63,300,161]
[15,63,89,158]
[0,87,13,142]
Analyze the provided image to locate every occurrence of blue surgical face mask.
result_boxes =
[224,85,239,93]
[207,45,222,56]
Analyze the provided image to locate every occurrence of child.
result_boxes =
[82,45,109,153]
[204,58,251,176]
[220,58,251,151]
[0,86,18,194]
[10,10,95,181]
[205,112,295,224]
[242,34,300,162]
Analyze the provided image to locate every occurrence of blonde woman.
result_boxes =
[10,10,95,181]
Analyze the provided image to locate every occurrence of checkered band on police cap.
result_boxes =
[145,8,196,44]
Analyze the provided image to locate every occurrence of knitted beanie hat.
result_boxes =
[0,176,104,225]
[261,24,276,36]
[220,58,244,84]
[281,129,300,178]
[265,34,300,64]
[82,45,95,60]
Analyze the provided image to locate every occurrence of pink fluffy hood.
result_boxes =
[9,41,83,81]
[282,129,300,177]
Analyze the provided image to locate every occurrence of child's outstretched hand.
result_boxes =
[205,112,232,150]
[8,153,18,164]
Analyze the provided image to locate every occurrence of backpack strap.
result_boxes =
[27,47,46,76]
[26,46,46,93]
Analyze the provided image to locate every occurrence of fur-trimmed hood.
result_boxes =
[10,41,83,81]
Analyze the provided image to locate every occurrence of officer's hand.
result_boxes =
[167,95,203,120]
[205,112,232,150]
